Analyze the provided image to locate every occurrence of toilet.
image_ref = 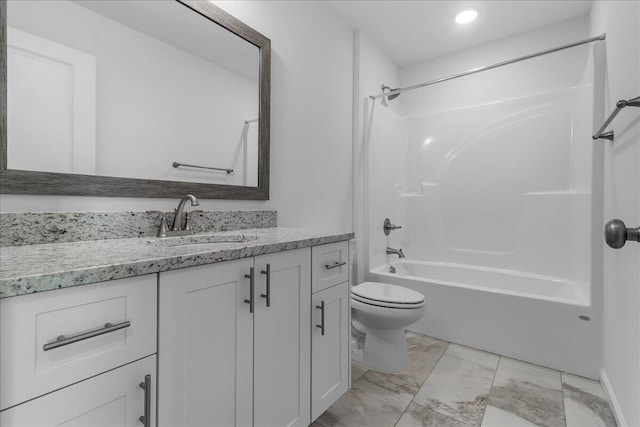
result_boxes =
[351,281,425,373]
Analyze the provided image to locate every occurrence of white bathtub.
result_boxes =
[369,260,599,378]
[381,260,589,305]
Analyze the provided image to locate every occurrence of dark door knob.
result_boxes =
[604,219,640,249]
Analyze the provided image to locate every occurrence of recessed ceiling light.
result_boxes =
[455,9,478,24]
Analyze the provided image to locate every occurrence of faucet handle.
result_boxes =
[157,213,169,237]
[146,210,170,237]
[184,211,203,232]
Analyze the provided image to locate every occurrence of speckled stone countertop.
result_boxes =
[0,227,354,299]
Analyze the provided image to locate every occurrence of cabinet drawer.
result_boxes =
[0,355,156,427]
[0,275,157,410]
[312,241,349,293]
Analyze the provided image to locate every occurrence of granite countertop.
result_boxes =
[0,227,354,299]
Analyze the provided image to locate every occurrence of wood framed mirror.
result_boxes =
[0,0,270,199]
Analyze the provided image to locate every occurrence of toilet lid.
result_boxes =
[351,282,424,305]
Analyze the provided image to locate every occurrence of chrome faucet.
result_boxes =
[172,194,200,231]
[386,247,405,258]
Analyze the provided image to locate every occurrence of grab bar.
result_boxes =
[593,96,640,141]
[172,162,233,174]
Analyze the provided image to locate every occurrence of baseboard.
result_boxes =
[600,368,629,427]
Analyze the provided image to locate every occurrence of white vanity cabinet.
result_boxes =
[0,275,158,426]
[158,247,311,427]
[310,242,350,421]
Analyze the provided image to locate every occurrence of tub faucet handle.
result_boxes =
[384,218,402,235]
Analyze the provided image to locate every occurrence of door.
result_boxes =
[158,258,254,427]
[311,282,350,421]
[253,248,311,427]
[0,355,155,427]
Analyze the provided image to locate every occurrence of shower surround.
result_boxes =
[363,22,603,378]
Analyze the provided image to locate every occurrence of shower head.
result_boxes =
[381,85,401,102]
[387,91,401,100]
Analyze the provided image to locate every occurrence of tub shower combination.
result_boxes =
[361,35,607,378]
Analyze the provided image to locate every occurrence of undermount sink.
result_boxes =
[146,233,258,246]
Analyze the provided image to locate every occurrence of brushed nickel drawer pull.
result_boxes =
[325,261,346,270]
[139,374,151,427]
[43,320,131,351]
[316,301,325,336]
[244,267,255,314]
[260,264,271,307]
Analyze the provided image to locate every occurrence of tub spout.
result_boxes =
[386,247,405,258]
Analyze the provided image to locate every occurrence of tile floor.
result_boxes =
[314,333,616,427]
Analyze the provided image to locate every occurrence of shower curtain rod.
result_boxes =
[370,33,606,100]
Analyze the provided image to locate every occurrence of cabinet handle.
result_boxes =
[260,263,271,307]
[316,301,325,336]
[325,261,346,270]
[244,267,255,314]
[43,320,131,351]
[139,374,151,427]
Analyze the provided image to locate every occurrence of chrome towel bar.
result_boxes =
[172,162,233,173]
[593,96,640,141]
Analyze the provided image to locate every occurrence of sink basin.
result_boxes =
[147,233,258,246]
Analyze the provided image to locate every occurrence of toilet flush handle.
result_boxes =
[604,219,640,249]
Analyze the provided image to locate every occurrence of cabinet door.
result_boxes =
[158,258,254,427]
[0,355,156,427]
[254,248,311,427]
[311,282,350,421]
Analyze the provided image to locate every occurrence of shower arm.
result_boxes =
[593,96,640,141]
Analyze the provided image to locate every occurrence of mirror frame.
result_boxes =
[0,0,271,200]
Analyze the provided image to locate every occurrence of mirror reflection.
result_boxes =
[6,0,260,187]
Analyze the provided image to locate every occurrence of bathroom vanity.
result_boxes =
[0,215,353,426]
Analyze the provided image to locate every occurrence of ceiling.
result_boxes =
[324,1,592,67]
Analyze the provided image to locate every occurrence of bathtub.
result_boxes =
[369,260,599,378]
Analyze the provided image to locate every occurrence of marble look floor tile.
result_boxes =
[351,362,368,383]
[361,334,448,395]
[480,405,538,427]
[397,402,473,427]
[488,358,564,427]
[315,378,413,427]
[562,373,617,427]
[493,358,562,391]
[412,354,496,425]
[445,344,499,370]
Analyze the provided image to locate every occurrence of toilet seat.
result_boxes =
[351,282,425,309]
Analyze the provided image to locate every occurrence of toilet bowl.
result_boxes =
[351,281,425,373]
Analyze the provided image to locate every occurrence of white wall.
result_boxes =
[1,1,354,232]
[400,16,590,112]
[352,31,400,283]
[590,2,640,427]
